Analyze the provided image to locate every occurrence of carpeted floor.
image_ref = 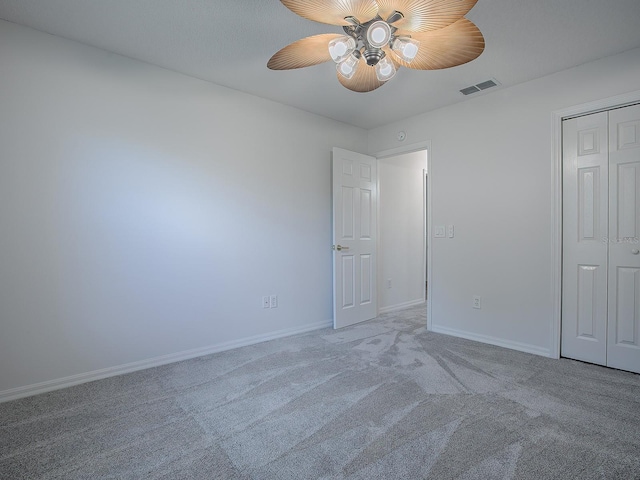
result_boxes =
[1,305,640,479]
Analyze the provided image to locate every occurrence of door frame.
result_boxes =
[551,89,640,359]
[374,141,432,330]
[424,169,428,303]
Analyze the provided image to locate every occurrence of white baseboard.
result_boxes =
[0,319,333,403]
[378,299,426,315]
[430,325,552,358]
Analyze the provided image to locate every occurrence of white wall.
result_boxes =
[369,47,640,356]
[0,20,367,398]
[378,151,427,312]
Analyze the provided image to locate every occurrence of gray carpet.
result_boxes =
[2,305,640,479]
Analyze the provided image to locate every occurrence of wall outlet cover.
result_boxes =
[473,295,482,309]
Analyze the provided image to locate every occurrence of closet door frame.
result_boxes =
[551,90,640,360]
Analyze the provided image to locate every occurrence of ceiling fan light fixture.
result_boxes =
[375,55,396,82]
[366,20,392,48]
[328,36,357,63]
[336,51,360,80]
[391,37,420,63]
[271,0,485,93]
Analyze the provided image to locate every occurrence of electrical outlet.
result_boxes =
[387,278,392,289]
[473,295,482,309]
[270,295,278,308]
[262,296,270,309]
[448,225,455,238]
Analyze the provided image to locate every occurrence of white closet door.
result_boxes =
[607,104,640,373]
[562,112,609,365]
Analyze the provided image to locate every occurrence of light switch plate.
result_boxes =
[434,225,446,238]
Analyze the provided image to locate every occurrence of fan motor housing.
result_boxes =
[363,49,383,66]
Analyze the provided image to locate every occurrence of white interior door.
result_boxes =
[607,104,640,373]
[562,112,609,365]
[332,147,377,329]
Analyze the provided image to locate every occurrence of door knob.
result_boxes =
[332,245,350,251]
[632,249,640,255]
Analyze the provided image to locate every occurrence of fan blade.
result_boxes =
[377,0,478,32]
[268,34,344,70]
[391,18,484,70]
[280,0,379,26]
[337,56,387,92]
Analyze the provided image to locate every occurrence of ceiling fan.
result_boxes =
[268,0,485,93]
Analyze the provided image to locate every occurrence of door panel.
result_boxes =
[577,167,601,240]
[576,265,598,338]
[342,186,355,239]
[332,147,377,328]
[360,254,372,304]
[614,267,639,344]
[360,189,372,238]
[341,254,355,309]
[607,104,640,373]
[562,112,609,365]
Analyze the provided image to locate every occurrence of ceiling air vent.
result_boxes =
[460,85,480,95]
[460,78,500,96]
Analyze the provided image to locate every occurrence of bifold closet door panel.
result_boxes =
[562,112,609,366]
[607,104,640,374]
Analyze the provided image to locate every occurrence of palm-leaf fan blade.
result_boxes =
[268,34,344,70]
[280,0,379,26]
[337,56,386,92]
[376,0,478,32]
[392,18,484,70]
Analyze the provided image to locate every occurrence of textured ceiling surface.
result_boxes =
[1,0,639,129]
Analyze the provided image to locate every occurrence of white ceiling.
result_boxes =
[1,0,640,129]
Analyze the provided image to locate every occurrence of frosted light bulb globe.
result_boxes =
[328,36,356,63]
[375,56,396,81]
[366,21,391,48]
[403,42,418,60]
[371,27,386,44]
[336,53,359,80]
[391,37,421,63]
